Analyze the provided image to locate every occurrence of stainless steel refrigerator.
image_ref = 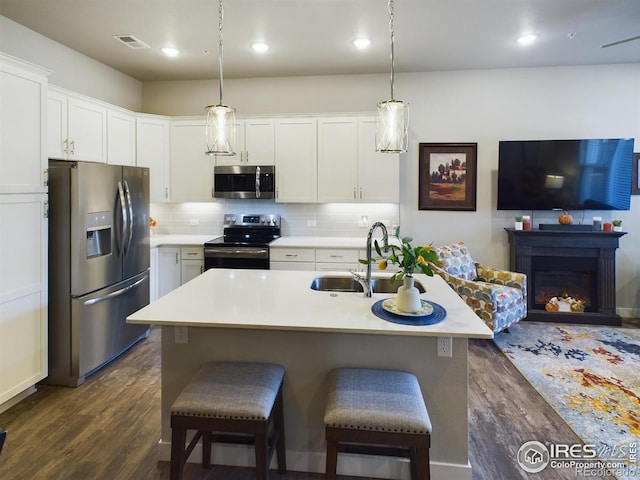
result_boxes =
[46,160,150,386]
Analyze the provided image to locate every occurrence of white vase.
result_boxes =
[396,276,422,313]
[613,226,622,232]
[514,221,523,231]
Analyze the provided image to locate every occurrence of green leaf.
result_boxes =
[374,240,382,257]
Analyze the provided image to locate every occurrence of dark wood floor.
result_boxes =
[1,319,636,479]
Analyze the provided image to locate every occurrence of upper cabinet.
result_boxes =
[275,118,318,203]
[317,116,399,203]
[107,108,136,166]
[0,54,49,194]
[137,114,171,203]
[170,119,215,202]
[48,87,107,163]
[357,118,399,203]
[215,118,275,166]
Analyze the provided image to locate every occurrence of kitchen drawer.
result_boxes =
[315,248,359,264]
[270,261,316,271]
[316,262,359,272]
[181,246,204,260]
[270,247,315,263]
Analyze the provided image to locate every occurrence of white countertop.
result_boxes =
[150,234,218,248]
[128,268,493,339]
[270,236,398,249]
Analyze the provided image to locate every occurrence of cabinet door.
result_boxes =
[317,118,358,202]
[358,118,399,203]
[275,118,317,203]
[107,109,136,166]
[68,96,107,163]
[181,259,204,285]
[0,194,48,405]
[47,91,68,160]
[157,247,181,298]
[137,116,171,202]
[245,119,275,165]
[0,56,48,194]
[170,120,215,202]
[214,120,245,166]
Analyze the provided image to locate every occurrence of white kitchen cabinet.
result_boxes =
[0,54,49,194]
[0,194,48,408]
[317,116,399,203]
[275,118,318,203]
[315,248,360,272]
[170,119,215,202]
[317,117,359,203]
[180,247,204,284]
[358,118,399,203]
[157,247,181,298]
[107,108,136,166]
[270,247,316,271]
[48,87,107,163]
[137,115,171,202]
[215,119,275,166]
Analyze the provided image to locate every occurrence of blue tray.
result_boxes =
[372,298,447,326]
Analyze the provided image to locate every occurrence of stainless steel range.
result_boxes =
[204,213,281,270]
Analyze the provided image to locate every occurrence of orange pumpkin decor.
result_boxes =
[558,211,573,225]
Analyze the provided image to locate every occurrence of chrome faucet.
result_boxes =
[362,221,389,297]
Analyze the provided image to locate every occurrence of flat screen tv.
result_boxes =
[497,138,634,211]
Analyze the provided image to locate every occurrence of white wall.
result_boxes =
[0,15,142,111]
[143,65,640,315]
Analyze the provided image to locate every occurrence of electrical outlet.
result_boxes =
[175,326,188,344]
[437,336,452,357]
[307,219,317,227]
[358,215,369,228]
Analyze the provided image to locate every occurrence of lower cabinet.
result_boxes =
[0,194,48,409]
[270,247,316,271]
[156,246,204,299]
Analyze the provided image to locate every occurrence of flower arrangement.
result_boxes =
[149,217,157,228]
[359,227,439,283]
[612,219,622,227]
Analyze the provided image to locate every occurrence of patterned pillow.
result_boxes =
[434,242,477,281]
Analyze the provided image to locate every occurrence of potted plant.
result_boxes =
[612,220,622,232]
[360,227,438,313]
[514,216,523,230]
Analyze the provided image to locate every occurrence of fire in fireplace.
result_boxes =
[532,256,597,313]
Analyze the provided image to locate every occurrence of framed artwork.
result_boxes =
[418,142,477,211]
[633,153,640,195]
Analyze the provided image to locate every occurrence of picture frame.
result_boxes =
[418,142,477,211]
[632,153,640,195]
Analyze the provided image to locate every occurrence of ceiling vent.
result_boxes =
[113,35,150,49]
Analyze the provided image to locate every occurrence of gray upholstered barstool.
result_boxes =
[324,368,432,480]
[170,361,286,480]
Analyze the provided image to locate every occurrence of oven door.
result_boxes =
[204,245,270,270]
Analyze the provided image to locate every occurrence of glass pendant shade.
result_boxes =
[205,104,236,156]
[375,99,409,153]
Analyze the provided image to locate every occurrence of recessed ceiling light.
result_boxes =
[251,42,270,53]
[353,37,373,49]
[161,47,180,57]
[516,34,539,46]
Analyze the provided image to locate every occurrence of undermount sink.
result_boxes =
[309,275,425,294]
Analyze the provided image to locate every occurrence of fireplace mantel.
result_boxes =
[505,228,626,326]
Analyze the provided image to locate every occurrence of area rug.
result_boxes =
[493,323,640,479]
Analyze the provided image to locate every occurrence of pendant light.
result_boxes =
[205,0,236,156]
[375,0,409,153]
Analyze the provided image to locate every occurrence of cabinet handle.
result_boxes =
[353,187,356,199]
[69,140,75,155]
[63,139,68,154]
[245,151,249,163]
[359,187,363,199]
[43,169,49,186]
[285,254,298,258]
[185,252,198,256]
[165,187,169,199]
[175,252,179,264]
[330,255,343,259]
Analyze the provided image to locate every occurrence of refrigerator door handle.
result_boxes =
[117,181,128,256]
[82,276,147,306]
[123,180,134,256]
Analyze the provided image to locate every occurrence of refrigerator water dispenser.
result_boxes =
[86,211,112,258]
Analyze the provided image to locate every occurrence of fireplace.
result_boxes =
[506,228,625,326]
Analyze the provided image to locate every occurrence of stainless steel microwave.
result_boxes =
[213,165,275,199]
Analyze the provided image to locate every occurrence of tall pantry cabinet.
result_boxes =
[0,53,50,411]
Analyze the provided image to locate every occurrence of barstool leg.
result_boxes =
[275,387,287,473]
[416,447,431,480]
[201,431,212,469]
[170,427,187,480]
[254,430,268,480]
[325,433,338,480]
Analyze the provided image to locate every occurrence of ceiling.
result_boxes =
[1,0,639,82]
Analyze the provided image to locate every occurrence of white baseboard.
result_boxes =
[0,386,37,414]
[157,440,472,480]
[618,307,640,319]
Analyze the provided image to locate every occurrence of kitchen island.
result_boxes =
[127,268,493,480]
